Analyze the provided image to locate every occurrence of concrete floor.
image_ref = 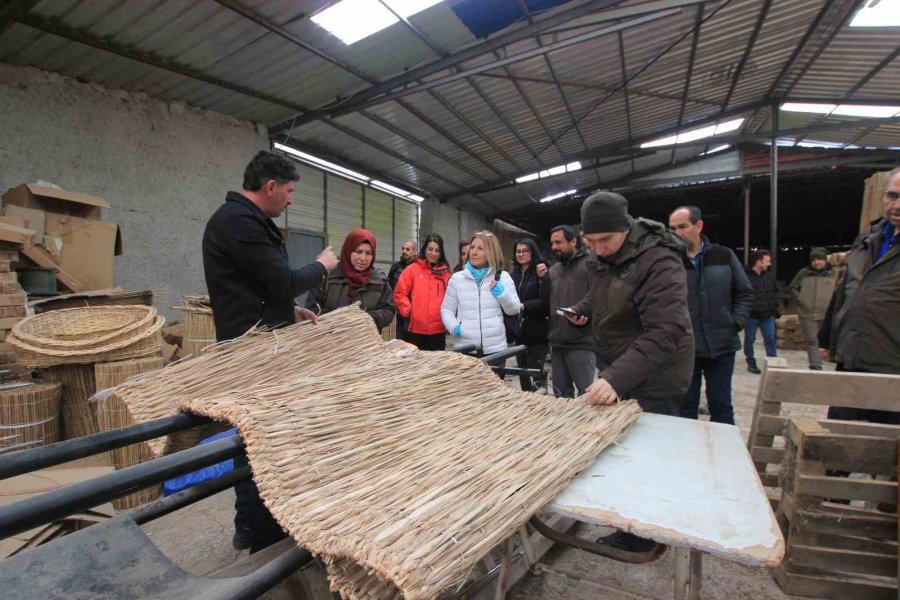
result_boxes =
[139,341,828,599]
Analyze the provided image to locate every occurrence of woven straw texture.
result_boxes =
[11,306,157,348]
[95,357,165,509]
[112,305,641,599]
[0,381,62,451]
[43,364,98,440]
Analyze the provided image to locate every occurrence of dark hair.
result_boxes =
[550,224,581,247]
[749,249,770,266]
[420,233,448,266]
[243,151,299,191]
[673,205,703,224]
[513,238,544,271]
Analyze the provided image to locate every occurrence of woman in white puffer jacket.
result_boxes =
[441,231,521,354]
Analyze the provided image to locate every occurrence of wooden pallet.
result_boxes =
[745,363,900,507]
[774,417,898,600]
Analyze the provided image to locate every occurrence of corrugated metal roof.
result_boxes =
[2,0,896,217]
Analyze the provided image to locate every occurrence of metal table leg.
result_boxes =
[674,547,702,600]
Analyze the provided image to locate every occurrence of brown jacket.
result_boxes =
[573,219,694,400]
[306,268,396,332]
[789,264,835,321]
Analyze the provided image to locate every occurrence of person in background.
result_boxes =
[202,150,338,553]
[543,225,594,398]
[511,238,549,392]
[819,166,900,424]
[744,249,779,374]
[393,233,451,350]
[454,240,470,273]
[669,205,753,425]
[389,239,417,339]
[789,247,834,371]
[441,231,520,355]
[306,228,395,332]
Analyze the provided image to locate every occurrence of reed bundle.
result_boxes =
[42,364,98,440]
[182,313,216,359]
[0,381,62,451]
[112,305,641,599]
[95,357,165,509]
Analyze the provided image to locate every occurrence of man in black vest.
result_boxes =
[203,150,337,552]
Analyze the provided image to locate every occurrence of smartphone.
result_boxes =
[556,307,578,317]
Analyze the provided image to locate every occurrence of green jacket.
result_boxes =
[789,264,835,320]
[306,267,396,333]
[821,219,900,373]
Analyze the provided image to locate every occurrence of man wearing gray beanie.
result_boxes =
[789,247,835,370]
[563,191,695,552]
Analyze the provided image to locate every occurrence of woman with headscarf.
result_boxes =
[441,231,520,355]
[393,233,452,351]
[511,238,550,391]
[306,227,395,332]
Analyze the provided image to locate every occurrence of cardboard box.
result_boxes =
[0,283,21,294]
[2,184,123,291]
[3,206,45,244]
[0,223,34,246]
[0,294,24,306]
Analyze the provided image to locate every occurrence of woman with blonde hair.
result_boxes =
[441,231,520,354]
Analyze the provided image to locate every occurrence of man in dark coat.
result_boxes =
[388,239,417,339]
[819,166,900,424]
[202,150,338,552]
[743,249,779,374]
[669,206,753,425]
[565,191,694,554]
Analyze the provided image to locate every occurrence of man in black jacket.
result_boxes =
[669,206,753,425]
[743,249,779,374]
[203,150,337,552]
[388,239,417,339]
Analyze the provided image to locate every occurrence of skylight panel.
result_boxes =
[515,172,540,184]
[831,104,900,118]
[640,118,744,148]
[850,0,900,27]
[312,0,445,45]
[275,142,370,183]
[781,103,835,114]
[700,144,731,156]
[514,161,583,184]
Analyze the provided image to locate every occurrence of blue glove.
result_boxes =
[491,282,505,297]
[452,324,462,337]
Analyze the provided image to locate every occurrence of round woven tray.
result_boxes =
[9,316,165,367]
[12,306,158,349]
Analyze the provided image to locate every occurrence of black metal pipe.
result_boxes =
[130,466,252,525]
[200,546,313,600]
[528,516,666,564]
[0,434,244,539]
[0,412,210,480]
[452,343,480,354]
[481,345,527,365]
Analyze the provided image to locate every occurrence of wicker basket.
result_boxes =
[95,357,165,509]
[41,365,98,440]
[11,306,157,349]
[0,381,62,451]
[11,317,165,367]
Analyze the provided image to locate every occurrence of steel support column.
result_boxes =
[769,103,778,270]
[743,176,751,264]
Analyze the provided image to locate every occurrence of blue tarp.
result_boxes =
[450,0,572,39]
[163,427,237,496]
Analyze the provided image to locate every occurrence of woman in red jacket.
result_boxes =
[393,233,451,350]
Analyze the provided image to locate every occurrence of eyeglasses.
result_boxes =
[885,190,900,202]
[515,249,531,254]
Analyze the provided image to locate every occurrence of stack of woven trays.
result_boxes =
[7,306,164,367]
[6,307,164,441]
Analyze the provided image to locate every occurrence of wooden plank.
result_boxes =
[18,244,84,292]
[673,547,702,600]
[774,566,896,600]
[802,434,898,476]
[751,446,784,465]
[757,414,787,436]
[798,474,896,504]
[795,532,897,556]
[788,505,897,540]
[789,544,896,578]
[822,420,900,439]
[766,368,900,411]
[759,472,779,488]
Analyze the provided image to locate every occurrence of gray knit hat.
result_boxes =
[810,247,829,260]
[581,192,631,234]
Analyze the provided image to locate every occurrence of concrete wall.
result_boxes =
[419,201,489,268]
[0,63,267,320]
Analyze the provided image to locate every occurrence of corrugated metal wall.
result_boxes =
[282,156,421,276]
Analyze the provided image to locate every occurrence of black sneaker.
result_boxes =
[747,364,761,374]
[809,365,823,371]
[232,524,253,550]
[595,530,659,553]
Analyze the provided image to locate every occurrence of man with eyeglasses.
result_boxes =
[818,166,900,425]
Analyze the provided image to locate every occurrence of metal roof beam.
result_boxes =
[721,0,773,111]
[16,13,310,114]
[671,4,704,164]
[268,0,707,133]
[0,0,41,35]
[617,31,636,174]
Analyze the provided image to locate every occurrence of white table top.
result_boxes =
[545,413,784,567]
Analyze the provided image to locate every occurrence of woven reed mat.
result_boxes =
[110,305,641,599]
